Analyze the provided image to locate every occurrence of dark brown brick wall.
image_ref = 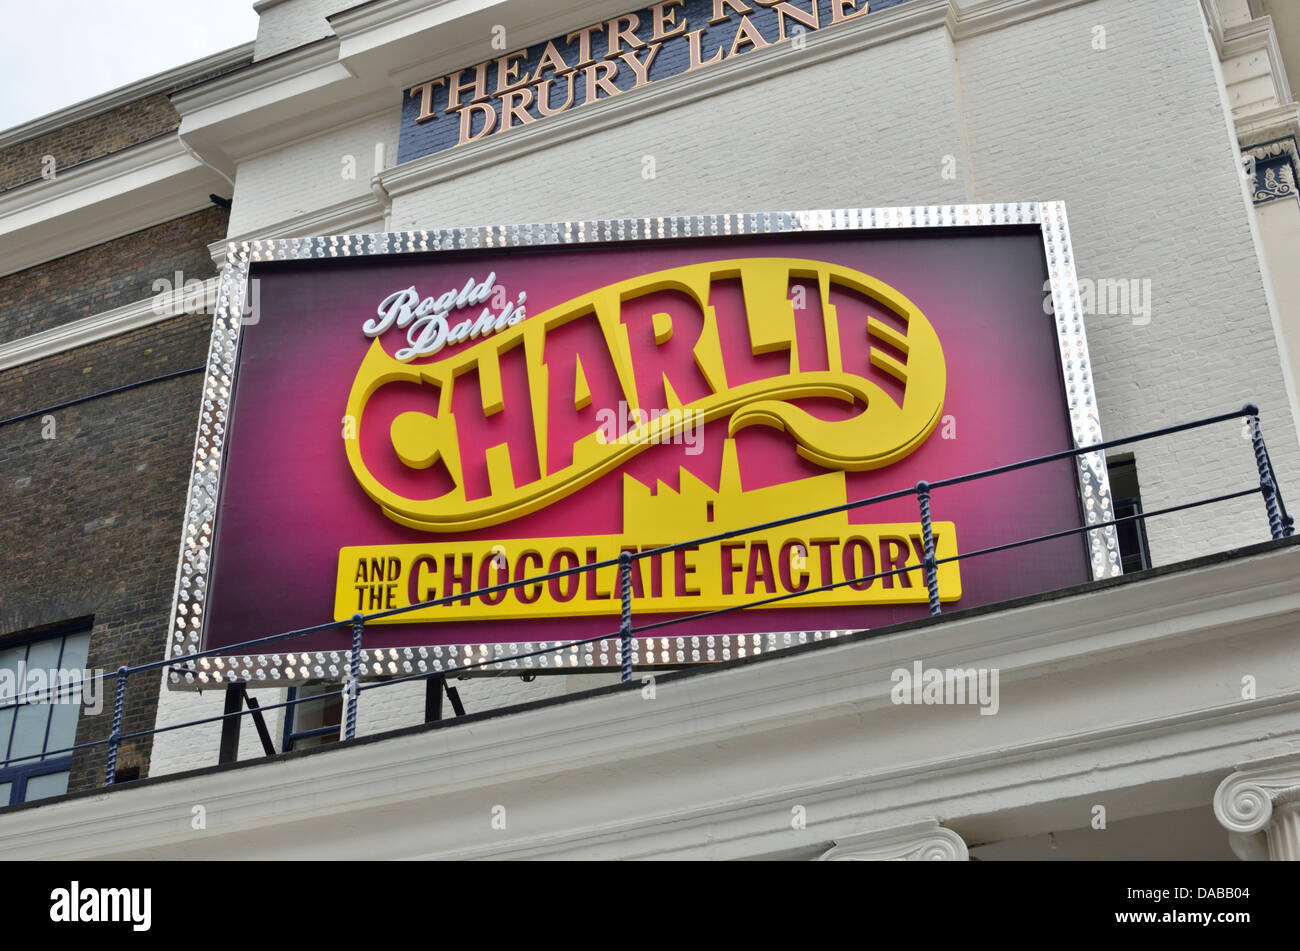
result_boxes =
[0,95,180,194]
[0,52,251,797]
[0,314,212,791]
[0,206,229,345]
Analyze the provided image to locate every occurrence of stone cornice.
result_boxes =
[170,37,345,117]
[171,37,397,173]
[0,134,187,220]
[1224,13,1295,109]
[0,134,224,279]
[1236,103,1300,148]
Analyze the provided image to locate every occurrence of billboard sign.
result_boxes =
[168,204,1117,687]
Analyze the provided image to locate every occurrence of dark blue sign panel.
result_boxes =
[397,0,916,165]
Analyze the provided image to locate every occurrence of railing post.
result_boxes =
[104,665,128,786]
[1245,404,1290,540]
[425,674,445,723]
[217,682,245,765]
[346,613,363,740]
[915,481,942,616]
[618,551,633,683]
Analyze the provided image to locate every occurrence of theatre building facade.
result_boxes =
[3,0,1300,860]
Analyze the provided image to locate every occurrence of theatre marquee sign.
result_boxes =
[167,204,1116,688]
[398,0,917,162]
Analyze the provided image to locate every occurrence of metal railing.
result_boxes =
[0,403,1293,791]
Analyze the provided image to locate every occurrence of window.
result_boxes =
[0,623,92,806]
[1107,456,1152,574]
[280,683,342,752]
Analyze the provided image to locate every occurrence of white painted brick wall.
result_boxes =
[347,675,572,739]
[955,0,1300,561]
[151,675,286,775]
[228,111,399,236]
[253,0,358,61]
[150,0,1300,776]
[149,671,571,776]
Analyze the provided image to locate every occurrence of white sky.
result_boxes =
[0,0,259,131]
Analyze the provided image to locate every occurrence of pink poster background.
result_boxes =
[203,228,1090,654]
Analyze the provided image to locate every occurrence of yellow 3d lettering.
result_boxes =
[343,258,947,533]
